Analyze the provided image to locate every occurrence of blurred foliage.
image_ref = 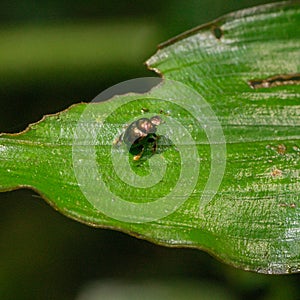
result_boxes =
[0,21,159,133]
[0,1,299,300]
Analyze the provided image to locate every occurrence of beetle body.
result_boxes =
[115,115,162,161]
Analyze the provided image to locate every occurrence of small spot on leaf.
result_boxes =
[248,73,300,89]
[212,25,223,39]
[277,144,287,155]
[271,168,282,177]
[279,203,296,208]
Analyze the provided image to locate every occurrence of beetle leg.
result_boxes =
[133,146,144,161]
[151,135,159,154]
[113,132,124,147]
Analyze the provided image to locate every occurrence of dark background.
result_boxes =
[1,1,299,299]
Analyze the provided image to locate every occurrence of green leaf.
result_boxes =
[1,2,299,274]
